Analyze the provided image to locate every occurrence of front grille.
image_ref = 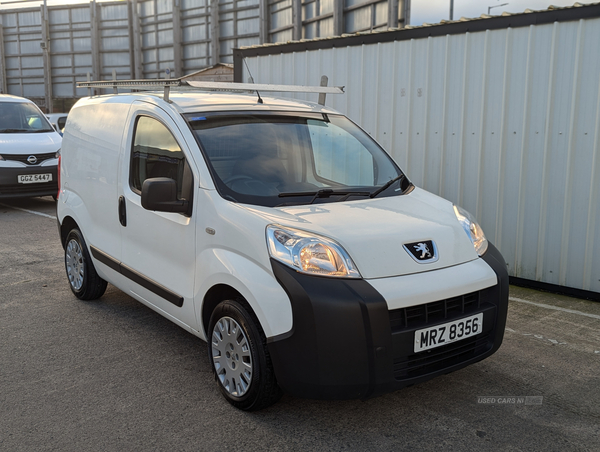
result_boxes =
[3,152,56,165]
[388,291,496,381]
[389,291,480,331]
[393,333,491,379]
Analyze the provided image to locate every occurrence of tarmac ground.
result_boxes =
[1,196,599,451]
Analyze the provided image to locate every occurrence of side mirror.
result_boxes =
[141,177,189,214]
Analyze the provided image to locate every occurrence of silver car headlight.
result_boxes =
[453,205,488,256]
[267,225,361,278]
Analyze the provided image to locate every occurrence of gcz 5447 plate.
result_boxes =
[18,174,52,184]
[414,313,483,353]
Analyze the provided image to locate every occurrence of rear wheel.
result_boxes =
[64,228,107,300]
[208,299,282,411]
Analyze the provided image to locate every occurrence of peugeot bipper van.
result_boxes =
[0,95,61,199]
[57,80,508,411]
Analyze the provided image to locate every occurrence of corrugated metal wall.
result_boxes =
[240,16,600,294]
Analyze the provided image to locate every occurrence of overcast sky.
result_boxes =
[0,0,594,26]
[411,0,593,25]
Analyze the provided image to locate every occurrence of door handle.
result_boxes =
[118,195,127,227]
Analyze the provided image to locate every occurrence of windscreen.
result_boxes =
[0,102,55,133]
[185,112,410,207]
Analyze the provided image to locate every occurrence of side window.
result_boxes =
[57,117,67,130]
[308,120,375,186]
[131,116,191,200]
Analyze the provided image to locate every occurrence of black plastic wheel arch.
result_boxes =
[268,259,393,400]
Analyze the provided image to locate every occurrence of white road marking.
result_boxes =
[509,296,600,320]
[0,202,57,220]
[506,328,569,347]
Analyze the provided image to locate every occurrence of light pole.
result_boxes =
[488,3,508,15]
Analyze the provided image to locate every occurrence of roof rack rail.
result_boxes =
[77,78,345,104]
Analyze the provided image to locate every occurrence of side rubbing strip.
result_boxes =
[90,246,184,308]
[120,264,184,307]
[91,246,121,273]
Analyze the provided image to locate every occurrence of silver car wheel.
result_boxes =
[211,316,253,397]
[66,239,84,291]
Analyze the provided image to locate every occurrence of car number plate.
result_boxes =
[18,174,52,184]
[414,313,483,353]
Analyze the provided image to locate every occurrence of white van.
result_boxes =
[57,81,509,411]
[0,95,61,199]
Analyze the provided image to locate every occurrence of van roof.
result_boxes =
[76,90,340,115]
[172,91,337,114]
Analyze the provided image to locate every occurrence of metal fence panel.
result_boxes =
[0,0,400,103]
[139,0,175,78]
[1,9,43,98]
[48,5,92,98]
[181,0,211,71]
[217,0,260,63]
[98,2,131,79]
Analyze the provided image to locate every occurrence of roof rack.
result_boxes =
[77,78,345,104]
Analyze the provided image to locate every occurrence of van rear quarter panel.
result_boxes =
[60,98,132,261]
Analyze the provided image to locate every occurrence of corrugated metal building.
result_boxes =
[235,3,600,297]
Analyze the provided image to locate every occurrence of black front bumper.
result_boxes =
[0,165,58,198]
[268,243,509,400]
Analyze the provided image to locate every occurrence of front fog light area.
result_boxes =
[453,205,488,256]
[267,225,361,278]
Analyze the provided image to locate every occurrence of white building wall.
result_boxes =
[242,17,600,293]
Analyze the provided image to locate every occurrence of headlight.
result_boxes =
[453,205,488,256]
[266,225,361,278]
[55,149,61,158]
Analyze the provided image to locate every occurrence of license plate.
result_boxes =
[18,174,52,184]
[414,313,483,353]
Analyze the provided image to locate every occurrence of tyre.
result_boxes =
[208,299,282,411]
[64,228,107,300]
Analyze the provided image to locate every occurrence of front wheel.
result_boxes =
[208,300,282,411]
[64,228,107,300]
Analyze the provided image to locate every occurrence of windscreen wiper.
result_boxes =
[0,128,29,133]
[277,188,371,205]
[369,174,406,198]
